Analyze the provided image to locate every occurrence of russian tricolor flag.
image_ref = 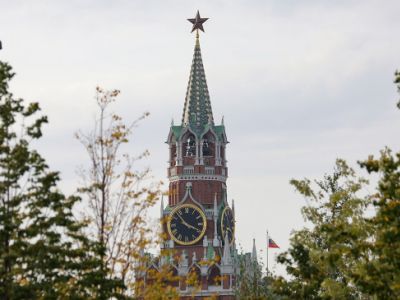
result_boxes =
[268,238,279,248]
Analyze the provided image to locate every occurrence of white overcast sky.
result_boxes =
[1,0,400,275]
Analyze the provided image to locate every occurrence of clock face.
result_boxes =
[220,207,235,245]
[167,204,207,245]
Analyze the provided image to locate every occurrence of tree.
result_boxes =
[0,61,103,299]
[76,87,163,296]
[272,160,371,299]
[269,70,400,300]
[354,72,400,299]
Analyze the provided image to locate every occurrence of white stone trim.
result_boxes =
[205,166,215,175]
[183,166,195,174]
[169,174,227,182]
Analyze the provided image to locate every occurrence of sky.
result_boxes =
[1,0,400,276]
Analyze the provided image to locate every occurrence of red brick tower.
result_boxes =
[161,11,236,299]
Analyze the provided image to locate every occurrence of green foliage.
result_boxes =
[348,70,400,299]
[272,160,371,299]
[270,71,400,300]
[0,61,122,299]
[356,149,400,298]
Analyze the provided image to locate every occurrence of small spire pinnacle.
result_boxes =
[222,233,232,265]
[203,235,208,247]
[203,237,208,260]
[213,194,219,247]
[180,250,188,267]
[208,113,213,125]
[252,238,257,261]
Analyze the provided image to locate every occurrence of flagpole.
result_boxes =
[266,229,269,277]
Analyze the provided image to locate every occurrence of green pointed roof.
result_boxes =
[181,33,214,131]
[207,244,215,260]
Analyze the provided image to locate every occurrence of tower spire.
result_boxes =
[182,11,213,130]
[252,238,257,262]
[222,233,232,265]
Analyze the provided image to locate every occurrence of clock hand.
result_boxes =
[177,214,201,232]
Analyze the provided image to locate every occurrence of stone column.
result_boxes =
[215,141,221,166]
[199,139,204,165]
[176,141,182,166]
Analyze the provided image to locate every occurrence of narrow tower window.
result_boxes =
[202,133,215,157]
[202,138,211,156]
[185,135,196,156]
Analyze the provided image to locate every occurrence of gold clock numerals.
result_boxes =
[167,203,207,246]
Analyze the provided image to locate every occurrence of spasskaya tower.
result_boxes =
[161,11,237,299]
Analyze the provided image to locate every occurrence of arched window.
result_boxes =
[202,132,215,157]
[187,265,201,287]
[202,138,211,156]
[162,266,179,287]
[170,144,177,165]
[184,134,196,157]
[207,264,221,286]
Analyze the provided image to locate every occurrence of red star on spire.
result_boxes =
[187,10,209,33]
